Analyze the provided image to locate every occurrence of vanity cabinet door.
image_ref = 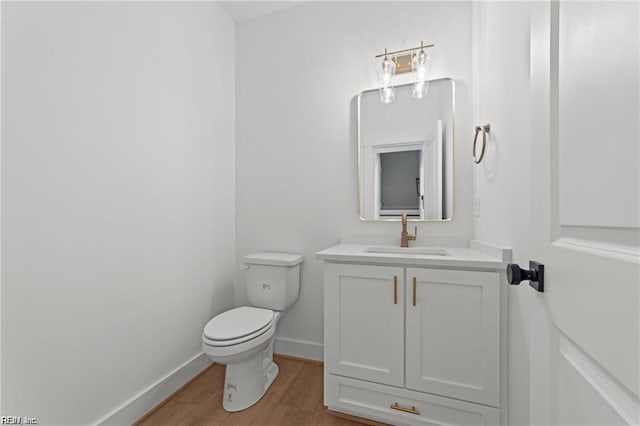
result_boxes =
[325,263,405,387]
[405,268,500,407]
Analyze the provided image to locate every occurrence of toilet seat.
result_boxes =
[203,307,274,347]
[202,321,275,361]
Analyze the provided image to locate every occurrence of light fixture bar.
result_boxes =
[374,43,434,58]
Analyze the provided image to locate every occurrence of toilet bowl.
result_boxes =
[201,252,302,412]
[202,306,281,411]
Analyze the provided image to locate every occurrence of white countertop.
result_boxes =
[316,240,511,270]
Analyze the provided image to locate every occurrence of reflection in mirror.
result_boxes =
[358,78,454,221]
[379,149,421,216]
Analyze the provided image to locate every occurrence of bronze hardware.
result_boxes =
[400,212,417,248]
[390,402,420,415]
[375,41,434,74]
[375,42,434,57]
[413,277,417,306]
[393,276,398,304]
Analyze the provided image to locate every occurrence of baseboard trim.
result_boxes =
[96,352,212,425]
[274,352,324,366]
[326,408,390,426]
[274,336,324,362]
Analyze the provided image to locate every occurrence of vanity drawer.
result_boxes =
[326,374,500,426]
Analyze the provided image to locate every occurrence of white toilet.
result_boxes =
[201,252,303,412]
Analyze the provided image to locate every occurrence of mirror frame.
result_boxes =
[357,78,455,222]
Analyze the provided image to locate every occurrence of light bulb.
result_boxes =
[412,50,430,99]
[377,51,396,103]
[381,58,393,85]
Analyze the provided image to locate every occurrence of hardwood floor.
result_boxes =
[135,355,381,426]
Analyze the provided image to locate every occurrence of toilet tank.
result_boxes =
[244,252,303,311]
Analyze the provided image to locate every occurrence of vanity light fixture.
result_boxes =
[411,41,431,99]
[376,48,396,103]
[375,41,434,103]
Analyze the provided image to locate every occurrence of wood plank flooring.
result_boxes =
[135,355,380,426]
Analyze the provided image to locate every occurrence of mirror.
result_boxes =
[358,78,454,221]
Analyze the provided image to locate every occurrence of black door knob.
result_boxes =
[506,264,536,285]
[506,261,544,292]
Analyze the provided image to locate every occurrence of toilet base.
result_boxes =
[221,348,279,412]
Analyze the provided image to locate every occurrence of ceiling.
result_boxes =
[218,1,304,23]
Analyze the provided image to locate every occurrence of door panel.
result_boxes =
[557,2,639,228]
[528,1,640,424]
[550,2,640,395]
[406,268,500,407]
[324,263,405,387]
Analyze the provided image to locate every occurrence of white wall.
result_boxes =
[472,2,535,425]
[1,2,235,424]
[235,2,473,358]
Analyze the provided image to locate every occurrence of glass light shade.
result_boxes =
[377,56,396,103]
[380,87,396,104]
[412,81,428,99]
[412,50,430,99]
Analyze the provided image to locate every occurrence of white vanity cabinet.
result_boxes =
[318,244,508,426]
[405,268,500,407]
[324,263,405,387]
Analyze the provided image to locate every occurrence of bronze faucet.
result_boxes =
[400,212,417,248]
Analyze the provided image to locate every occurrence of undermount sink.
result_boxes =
[364,246,451,256]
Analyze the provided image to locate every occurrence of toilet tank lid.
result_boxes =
[244,252,303,266]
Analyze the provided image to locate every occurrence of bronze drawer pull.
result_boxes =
[390,402,420,415]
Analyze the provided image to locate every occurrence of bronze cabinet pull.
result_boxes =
[412,277,417,306]
[390,402,420,415]
[393,276,398,304]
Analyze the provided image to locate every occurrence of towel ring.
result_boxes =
[473,124,490,164]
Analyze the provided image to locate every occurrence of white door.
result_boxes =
[526,2,640,425]
[324,263,405,387]
[406,268,500,407]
